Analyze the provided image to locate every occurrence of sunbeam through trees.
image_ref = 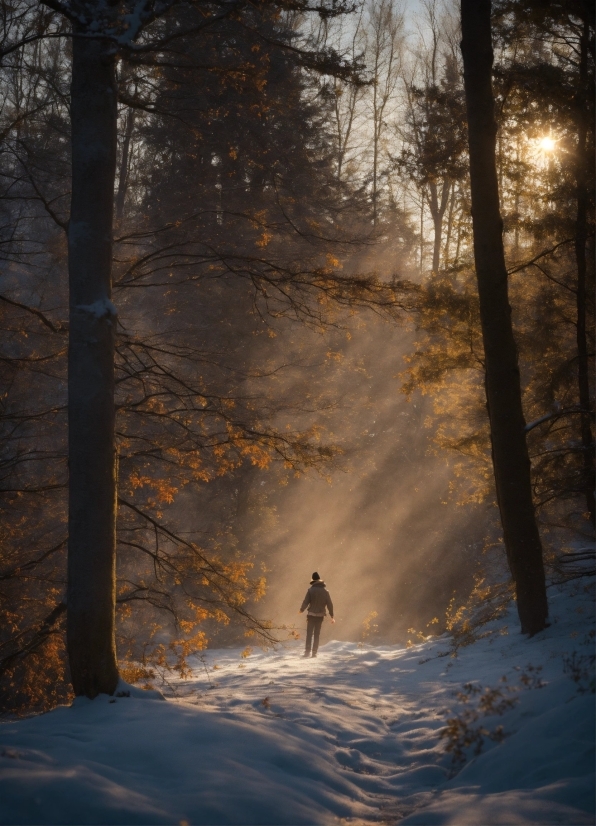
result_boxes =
[0,0,593,728]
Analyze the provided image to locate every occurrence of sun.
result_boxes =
[538,136,556,152]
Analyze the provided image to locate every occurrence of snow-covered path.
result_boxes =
[1,580,594,825]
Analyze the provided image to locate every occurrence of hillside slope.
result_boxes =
[0,578,594,825]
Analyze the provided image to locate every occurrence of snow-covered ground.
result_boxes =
[1,578,594,825]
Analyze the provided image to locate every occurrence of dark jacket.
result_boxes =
[300,581,334,618]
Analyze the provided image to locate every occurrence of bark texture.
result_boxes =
[115,107,135,226]
[429,179,450,274]
[460,0,548,635]
[67,33,119,696]
[574,18,595,526]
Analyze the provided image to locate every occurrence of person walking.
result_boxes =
[299,572,334,658]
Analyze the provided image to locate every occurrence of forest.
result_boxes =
[0,0,594,711]
[0,0,594,822]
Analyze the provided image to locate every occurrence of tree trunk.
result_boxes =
[115,107,135,227]
[443,182,456,269]
[67,33,119,697]
[460,0,548,635]
[574,18,595,526]
[372,117,379,227]
[419,197,424,274]
[429,179,450,274]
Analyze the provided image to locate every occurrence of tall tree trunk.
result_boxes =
[419,197,425,275]
[67,33,119,697]
[443,182,456,269]
[429,179,450,274]
[115,107,135,227]
[574,18,595,526]
[454,205,463,266]
[372,118,379,227]
[460,0,548,635]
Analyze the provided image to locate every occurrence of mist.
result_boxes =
[242,318,492,647]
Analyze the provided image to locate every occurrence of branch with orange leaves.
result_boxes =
[118,497,278,643]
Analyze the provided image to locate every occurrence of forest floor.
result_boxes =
[0,576,594,826]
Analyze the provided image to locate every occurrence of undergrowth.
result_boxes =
[440,665,546,774]
[563,647,596,695]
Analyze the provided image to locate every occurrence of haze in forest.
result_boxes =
[235,320,489,646]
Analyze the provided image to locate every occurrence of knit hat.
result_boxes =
[311,571,321,581]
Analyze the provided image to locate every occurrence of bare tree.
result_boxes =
[325,12,366,185]
[46,1,124,698]
[572,13,595,525]
[397,0,467,275]
[363,0,404,226]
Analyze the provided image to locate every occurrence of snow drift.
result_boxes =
[0,577,593,825]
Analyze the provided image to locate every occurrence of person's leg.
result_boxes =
[312,617,324,656]
[305,616,314,656]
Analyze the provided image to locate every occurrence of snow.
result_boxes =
[1,578,593,825]
[75,297,117,319]
[524,406,583,433]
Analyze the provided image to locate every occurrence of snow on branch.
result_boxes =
[525,406,593,433]
[75,297,117,319]
[40,0,178,47]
